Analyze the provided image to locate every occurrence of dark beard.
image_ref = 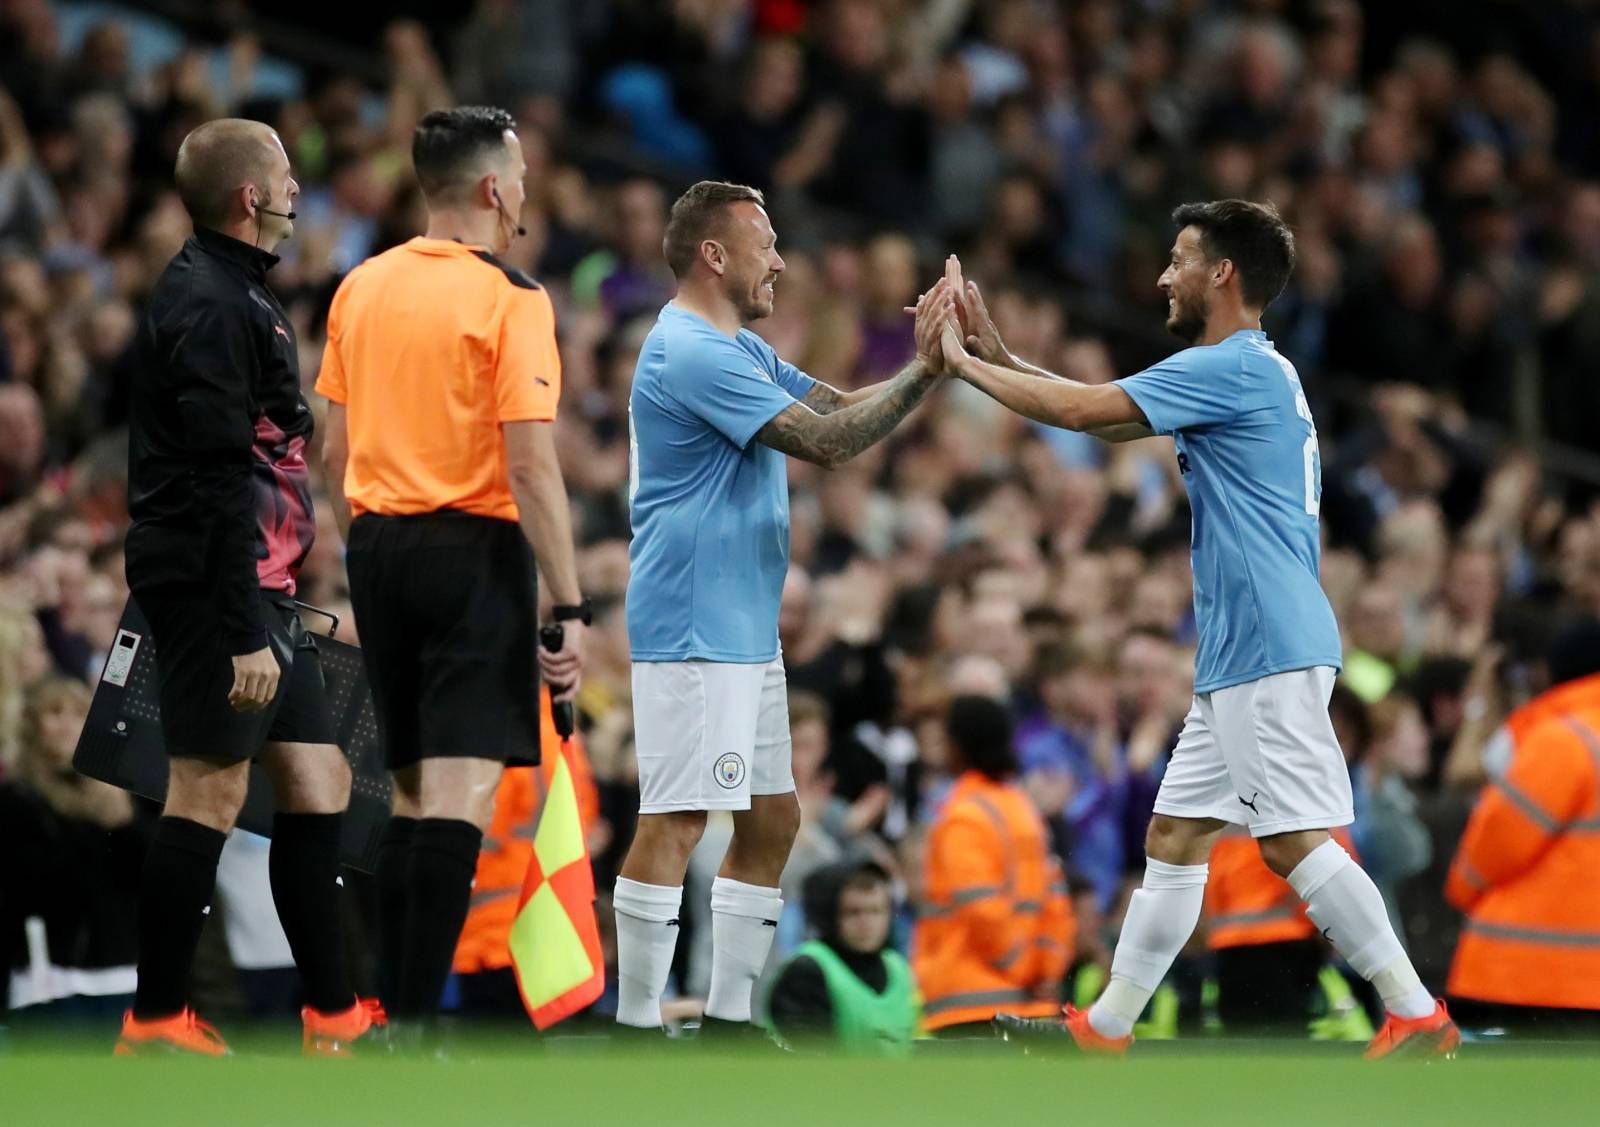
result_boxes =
[1167,299,1206,344]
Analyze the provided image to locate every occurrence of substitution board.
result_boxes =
[72,598,392,872]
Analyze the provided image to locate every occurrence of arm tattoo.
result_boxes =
[757,360,934,468]
[801,381,847,415]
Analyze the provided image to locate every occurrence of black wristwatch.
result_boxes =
[552,598,592,626]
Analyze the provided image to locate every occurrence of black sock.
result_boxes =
[270,812,355,1014]
[399,818,482,1019]
[375,816,417,1014]
[133,816,227,1020]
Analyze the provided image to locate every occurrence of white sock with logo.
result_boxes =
[1286,839,1435,1020]
[613,877,683,1029]
[704,877,783,1023]
[1088,859,1209,1039]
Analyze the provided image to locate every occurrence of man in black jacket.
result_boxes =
[116,118,375,1057]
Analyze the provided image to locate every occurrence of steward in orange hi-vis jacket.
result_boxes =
[913,697,1075,1031]
[1447,623,1600,1024]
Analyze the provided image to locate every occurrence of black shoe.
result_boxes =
[994,1005,1131,1055]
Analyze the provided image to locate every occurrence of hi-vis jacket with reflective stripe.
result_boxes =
[453,697,600,975]
[1203,826,1357,950]
[912,771,1075,1030]
[1446,673,1600,1010]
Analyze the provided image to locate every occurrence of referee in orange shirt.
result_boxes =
[316,107,584,1032]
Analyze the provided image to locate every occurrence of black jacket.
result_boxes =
[125,227,316,656]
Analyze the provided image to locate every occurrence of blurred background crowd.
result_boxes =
[2,0,1600,1036]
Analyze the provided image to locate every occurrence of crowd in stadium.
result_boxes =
[2,0,1600,1038]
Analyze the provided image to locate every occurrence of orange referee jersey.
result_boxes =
[315,237,560,521]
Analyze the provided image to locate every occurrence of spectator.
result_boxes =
[767,860,919,1054]
[1,677,146,1020]
[1016,642,1127,911]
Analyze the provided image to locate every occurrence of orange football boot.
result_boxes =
[114,1009,230,1057]
[303,997,387,1058]
[1365,999,1461,1060]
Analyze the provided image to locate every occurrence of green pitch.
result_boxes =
[3,1034,1596,1127]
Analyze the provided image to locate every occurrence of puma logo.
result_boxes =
[1238,792,1261,814]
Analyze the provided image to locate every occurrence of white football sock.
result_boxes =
[1287,839,1435,1020]
[704,877,783,1023]
[613,877,683,1029]
[1088,859,1208,1039]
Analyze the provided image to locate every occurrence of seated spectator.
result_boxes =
[1345,690,1433,940]
[1016,642,1128,910]
[1,677,147,1021]
[766,860,919,1054]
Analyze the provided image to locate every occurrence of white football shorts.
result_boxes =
[632,657,794,814]
[1153,666,1353,837]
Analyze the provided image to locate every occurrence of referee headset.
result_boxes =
[250,187,297,250]
[492,186,527,239]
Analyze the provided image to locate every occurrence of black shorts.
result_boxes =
[346,509,539,771]
[138,586,337,763]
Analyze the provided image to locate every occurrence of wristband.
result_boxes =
[552,598,592,626]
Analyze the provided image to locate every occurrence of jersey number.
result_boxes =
[628,404,640,504]
[1274,354,1321,518]
[1293,389,1320,517]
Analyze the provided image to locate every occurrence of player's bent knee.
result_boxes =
[1256,829,1331,878]
[1145,813,1223,866]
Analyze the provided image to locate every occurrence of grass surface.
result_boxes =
[4,1033,1598,1127]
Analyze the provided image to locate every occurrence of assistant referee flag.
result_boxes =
[508,734,604,1028]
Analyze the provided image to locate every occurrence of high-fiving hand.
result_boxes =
[956,276,1012,367]
[908,255,972,375]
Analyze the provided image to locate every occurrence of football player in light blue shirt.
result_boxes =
[942,200,1454,1056]
[615,181,950,1036]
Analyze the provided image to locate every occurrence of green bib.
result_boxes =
[788,940,917,1056]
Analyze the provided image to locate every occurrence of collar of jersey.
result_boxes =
[194,225,279,280]
[408,236,491,256]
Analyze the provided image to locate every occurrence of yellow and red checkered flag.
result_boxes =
[507,734,605,1029]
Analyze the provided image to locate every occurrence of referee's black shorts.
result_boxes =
[346,509,540,770]
[139,587,337,763]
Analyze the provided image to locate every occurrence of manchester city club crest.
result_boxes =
[714,751,746,790]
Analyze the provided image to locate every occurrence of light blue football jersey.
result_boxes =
[626,304,814,663]
[1119,329,1343,694]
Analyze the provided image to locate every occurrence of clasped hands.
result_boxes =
[905,254,1009,380]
